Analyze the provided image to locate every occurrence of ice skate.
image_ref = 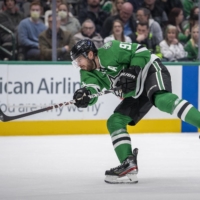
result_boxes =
[105,148,138,184]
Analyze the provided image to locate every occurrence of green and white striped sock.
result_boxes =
[110,129,132,163]
[107,113,133,163]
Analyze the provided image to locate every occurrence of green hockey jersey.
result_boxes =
[79,40,159,105]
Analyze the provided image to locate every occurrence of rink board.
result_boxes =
[0,62,199,135]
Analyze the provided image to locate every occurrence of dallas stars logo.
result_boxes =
[107,71,123,98]
[103,41,113,49]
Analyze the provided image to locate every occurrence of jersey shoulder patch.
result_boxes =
[103,41,113,49]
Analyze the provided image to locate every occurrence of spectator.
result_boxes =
[102,0,125,16]
[167,7,190,44]
[158,0,183,18]
[17,1,47,60]
[21,0,50,18]
[141,0,168,28]
[136,7,163,43]
[0,0,24,49]
[78,0,110,34]
[58,3,80,35]
[74,19,103,49]
[44,0,64,26]
[129,22,162,58]
[111,0,124,15]
[101,2,137,38]
[159,25,188,61]
[184,24,199,61]
[183,6,199,33]
[104,19,132,43]
[183,0,198,19]
[39,14,75,61]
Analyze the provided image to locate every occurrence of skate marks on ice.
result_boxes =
[0,134,200,200]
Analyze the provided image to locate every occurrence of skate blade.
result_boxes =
[104,174,138,184]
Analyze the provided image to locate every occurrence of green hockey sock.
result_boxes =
[107,113,133,163]
[154,92,200,128]
[184,107,200,128]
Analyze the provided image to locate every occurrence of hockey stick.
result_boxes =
[0,87,121,122]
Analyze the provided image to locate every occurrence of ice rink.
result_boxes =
[0,133,200,200]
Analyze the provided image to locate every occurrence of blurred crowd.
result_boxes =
[0,0,199,61]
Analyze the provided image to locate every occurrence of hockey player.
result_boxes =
[70,39,200,184]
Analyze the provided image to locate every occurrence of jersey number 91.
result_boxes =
[119,43,132,50]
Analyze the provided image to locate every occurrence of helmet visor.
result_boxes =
[71,55,85,68]
[70,52,78,61]
[72,60,79,68]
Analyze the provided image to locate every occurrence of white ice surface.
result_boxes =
[0,133,200,200]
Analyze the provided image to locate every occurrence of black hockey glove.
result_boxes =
[73,87,91,108]
[117,68,138,94]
